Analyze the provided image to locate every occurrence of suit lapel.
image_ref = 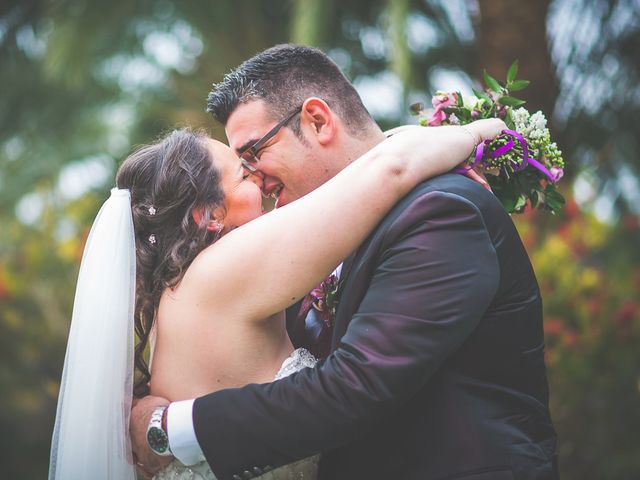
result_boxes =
[328,214,390,350]
[285,299,307,349]
[330,251,360,349]
[338,252,357,291]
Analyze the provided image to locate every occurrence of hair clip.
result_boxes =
[148,206,156,216]
[148,234,156,245]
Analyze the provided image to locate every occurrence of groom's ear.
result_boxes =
[300,98,336,146]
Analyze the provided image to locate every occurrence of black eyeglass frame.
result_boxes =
[238,106,302,172]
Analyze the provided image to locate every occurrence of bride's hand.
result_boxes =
[459,117,508,151]
[456,119,506,191]
[379,118,507,186]
[404,118,503,191]
[130,395,173,479]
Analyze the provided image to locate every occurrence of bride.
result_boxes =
[49,119,505,479]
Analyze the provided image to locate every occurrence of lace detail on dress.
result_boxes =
[155,461,217,480]
[155,348,319,480]
[275,347,317,380]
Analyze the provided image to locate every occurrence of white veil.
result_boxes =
[49,188,137,480]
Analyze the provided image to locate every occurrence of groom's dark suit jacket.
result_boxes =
[193,173,558,480]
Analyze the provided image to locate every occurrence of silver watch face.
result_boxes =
[147,426,169,455]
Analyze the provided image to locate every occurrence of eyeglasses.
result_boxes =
[238,106,302,173]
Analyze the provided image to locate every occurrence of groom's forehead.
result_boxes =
[225,100,272,154]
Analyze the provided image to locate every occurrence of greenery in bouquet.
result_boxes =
[411,61,566,214]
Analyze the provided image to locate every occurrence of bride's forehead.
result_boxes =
[206,139,239,170]
[205,138,230,155]
[207,138,228,150]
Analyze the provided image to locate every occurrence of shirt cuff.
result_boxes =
[167,399,206,466]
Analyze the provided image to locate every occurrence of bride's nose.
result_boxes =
[246,170,264,189]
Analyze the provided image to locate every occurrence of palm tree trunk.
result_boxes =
[386,0,411,87]
[475,0,557,117]
[290,0,331,46]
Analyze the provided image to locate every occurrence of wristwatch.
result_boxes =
[146,405,172,456]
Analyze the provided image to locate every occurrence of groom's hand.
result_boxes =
[130,395,173,479]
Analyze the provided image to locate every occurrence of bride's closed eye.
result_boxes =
[237,162,251,181]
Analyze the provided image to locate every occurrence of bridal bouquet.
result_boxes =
[411,61,565,214]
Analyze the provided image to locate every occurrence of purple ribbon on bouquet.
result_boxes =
[455,129,561,183]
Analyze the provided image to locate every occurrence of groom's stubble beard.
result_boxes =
[291,127,386,204]
[273,123,385,208]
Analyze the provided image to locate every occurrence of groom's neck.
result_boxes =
[341,125,386,168]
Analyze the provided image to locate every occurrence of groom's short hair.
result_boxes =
[207,44,375,137]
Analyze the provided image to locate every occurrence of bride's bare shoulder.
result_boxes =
[165,239,246,316]
[182,239,230,283]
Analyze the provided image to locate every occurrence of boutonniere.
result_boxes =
[308,273,341,327]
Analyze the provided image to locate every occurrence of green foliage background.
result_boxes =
[1,0,639,478]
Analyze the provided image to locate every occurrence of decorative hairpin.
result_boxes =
[148,234,156,245]
[148,206,156,216]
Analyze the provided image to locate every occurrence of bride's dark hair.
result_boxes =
[116,129,224,397]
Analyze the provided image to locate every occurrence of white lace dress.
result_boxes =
[154,348,319,480]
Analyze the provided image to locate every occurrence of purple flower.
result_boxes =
[309,285,324,301]
[550,166,564,182]
[310,273,340,318]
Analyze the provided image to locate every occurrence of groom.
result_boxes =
[131,44,557,479]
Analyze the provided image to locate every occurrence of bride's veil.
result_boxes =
[49,188,137,479]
